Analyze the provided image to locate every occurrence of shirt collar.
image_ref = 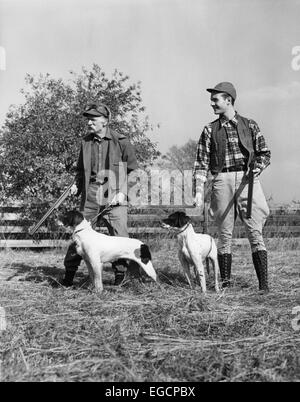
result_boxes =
[93,135,102,143]
[220,112,238,127]
[93,127,112,142]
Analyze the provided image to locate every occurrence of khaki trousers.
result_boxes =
[210,171,269,254]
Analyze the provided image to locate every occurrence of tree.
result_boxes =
[0,64,159,207]
[146,139,198,206]
[156,139,212,206]
[160,139,197,172]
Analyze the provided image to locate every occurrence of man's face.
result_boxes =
[87,115,108,135]
[210,92,231,115]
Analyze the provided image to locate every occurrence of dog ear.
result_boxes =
[168,211,185,228]
[177,212,191,227]
[173,212,181,227]
[64,210,84,227]
[60,212,72,227]
[72,211,84,227]
[167,212,179,227]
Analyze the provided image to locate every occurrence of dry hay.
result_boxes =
[0,238,299,382]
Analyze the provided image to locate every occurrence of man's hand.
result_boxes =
[69,184,78,196]
[252,167,261,177]
[246,166,261,178]
[111,192,126,206]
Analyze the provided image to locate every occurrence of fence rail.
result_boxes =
[0,205,299,248]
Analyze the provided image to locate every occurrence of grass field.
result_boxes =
[0,237,299,382]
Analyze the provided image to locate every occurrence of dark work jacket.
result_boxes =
[75,128,138,209]
[210,114,254,174]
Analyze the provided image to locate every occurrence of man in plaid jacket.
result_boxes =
[194,82,271,292]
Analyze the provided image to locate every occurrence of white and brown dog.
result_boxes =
[61,211,157,293]
[162,211,219,293]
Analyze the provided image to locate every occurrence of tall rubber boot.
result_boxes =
[218,253,232,288]
[252,250,269,292]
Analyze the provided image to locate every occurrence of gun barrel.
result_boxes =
[29,180,75,236]
[246,162,255,219]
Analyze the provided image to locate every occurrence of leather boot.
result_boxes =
[252,250,269,292]
[218,253,232,288]
[112,259,128,285]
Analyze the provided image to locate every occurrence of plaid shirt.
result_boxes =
[194,113,271,183]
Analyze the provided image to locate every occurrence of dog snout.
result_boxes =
[161,219,171,229]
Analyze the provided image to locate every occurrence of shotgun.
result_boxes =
[29,180,75,235]
[246,159,255,219]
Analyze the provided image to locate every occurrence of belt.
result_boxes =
[221,166,246,173]
[90,177,108,184]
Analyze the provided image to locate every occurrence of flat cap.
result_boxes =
[206,82,237,100]
[83,103,110,119]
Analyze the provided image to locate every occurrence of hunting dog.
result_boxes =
[161,211,220,293]
[61,211,157,293]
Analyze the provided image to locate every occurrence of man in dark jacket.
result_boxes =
[62,102,138,287]
[194,82,271,292]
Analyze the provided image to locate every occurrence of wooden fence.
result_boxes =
[0,204,300,248]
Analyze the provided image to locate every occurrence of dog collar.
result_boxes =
[73,220,92,235]
[73,227,85,234]
[176,222,191,235]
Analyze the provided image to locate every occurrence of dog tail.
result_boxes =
[139,244,156,282]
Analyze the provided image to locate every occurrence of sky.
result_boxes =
[0,0,300,203]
